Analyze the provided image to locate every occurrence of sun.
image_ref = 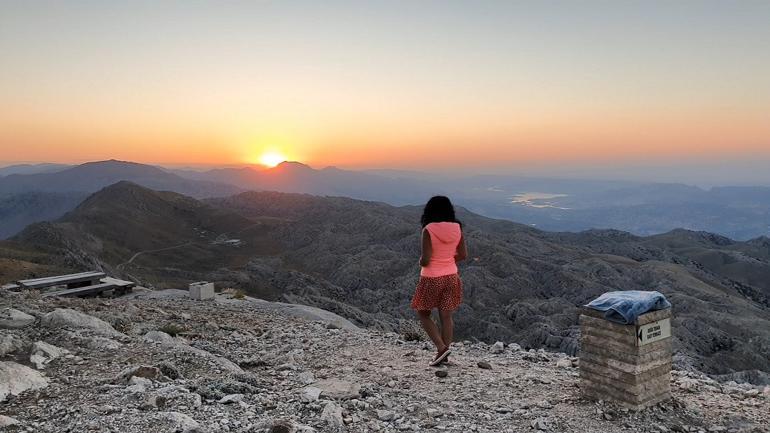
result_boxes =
[258,152,286,168]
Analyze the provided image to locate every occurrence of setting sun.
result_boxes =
[258,152,286,168]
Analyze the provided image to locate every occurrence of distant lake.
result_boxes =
[511,192,570,209]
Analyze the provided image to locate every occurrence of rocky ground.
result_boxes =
[1,289,768,433]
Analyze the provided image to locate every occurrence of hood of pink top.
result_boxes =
[426,222,461,243]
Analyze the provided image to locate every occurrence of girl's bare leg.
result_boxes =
[438,310,454,348]
[417,310,446,351]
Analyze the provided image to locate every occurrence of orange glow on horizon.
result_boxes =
[258,152,286,168]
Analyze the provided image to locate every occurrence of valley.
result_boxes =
[2,181,769,386]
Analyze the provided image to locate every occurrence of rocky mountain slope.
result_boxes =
[1,290,768,433]
[4,182,770,386]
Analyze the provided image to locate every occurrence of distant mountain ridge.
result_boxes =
[171,161,770,240]
[5,181,770,384]
[0,160,240,198]
[0,191,88,239]
[0,163,71,177]
[4,159,770,241]
[0,160,242,239]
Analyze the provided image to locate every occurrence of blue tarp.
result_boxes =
[586,290,671,325]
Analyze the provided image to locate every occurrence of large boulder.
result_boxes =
[40,308,124,337]
[0,361,49,402]
[0,415,21,428]
[0,333,24,357]
[0,308,35,329]
[143,331,242,373]
[29,341,70,369]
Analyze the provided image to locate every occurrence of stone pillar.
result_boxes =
[579,307,672,410]
[189,281,215,300]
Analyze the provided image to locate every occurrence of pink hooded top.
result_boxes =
[421,222,462,277]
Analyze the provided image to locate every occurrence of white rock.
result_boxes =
[491,341,505,354]
[143,330,178,344]
[159,411,201,432]
[297,371,316,385]
[41,309,124,337]
[0,415,20,428]
[321,402,345,428]
[744,389,759,398]
[0,334,24,357]
[0,308,35,329]
[115,365,163,384]
[315,379,361,400]
[301,386,322,403]
[142,331,242,373]
[218,394,244,404]
[555,358,572,368]
[129,376,153,387]
[0,361,49,402]
[507,343,522,351]
[377,409,396,421]
[29,341,70,369]
[531,418,548,430]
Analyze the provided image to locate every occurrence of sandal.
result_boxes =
[429,347,451,367]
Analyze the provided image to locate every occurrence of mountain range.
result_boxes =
[0,160,240,238]
[3,181,769,385]
[3,159,770,241]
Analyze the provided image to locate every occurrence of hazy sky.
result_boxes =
[1,1,769,176]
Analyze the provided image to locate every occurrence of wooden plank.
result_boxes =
[18,271,106,289]
[42,282,115,298]
[100,277,135,288]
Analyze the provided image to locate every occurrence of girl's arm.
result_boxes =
[419,228,432,267]
[455,232,468,262]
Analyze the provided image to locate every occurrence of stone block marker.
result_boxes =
[189,281,215,300]
[579,307,672,410]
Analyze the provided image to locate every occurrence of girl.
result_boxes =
[411,196,467,366]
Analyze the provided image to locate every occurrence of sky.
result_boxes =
[1,0,769,181]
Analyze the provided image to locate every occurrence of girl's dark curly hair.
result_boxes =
[421,195,461,228]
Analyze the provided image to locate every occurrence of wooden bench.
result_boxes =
[42,277,135,298]
[15,271,135,298]
[18,271,106,290]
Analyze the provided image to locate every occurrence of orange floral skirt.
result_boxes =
[410,273,463,311]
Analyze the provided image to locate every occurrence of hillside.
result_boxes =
[174,161,436,205]
[4,182,770,386]
[0,160,240,199]
[173,162,770,240]
[0,160,242,239]
[0,191,88,239]
[1,290,767,432]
